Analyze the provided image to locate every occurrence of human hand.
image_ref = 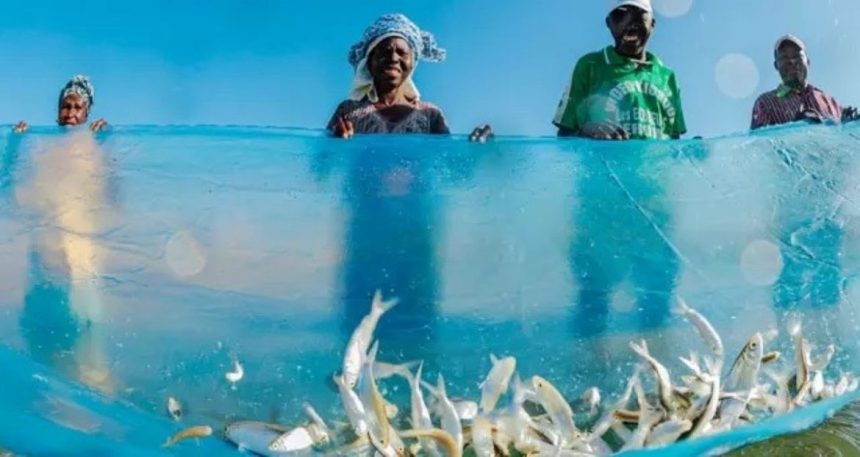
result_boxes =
[90,118,109,132]
[13,120,28,133]
[795,109,824,124]
[333,117,354,139]
[842,106,859,123]
[468,124,494,143]
[579,121,630,140]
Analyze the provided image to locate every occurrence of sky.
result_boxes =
[0,0,858,138]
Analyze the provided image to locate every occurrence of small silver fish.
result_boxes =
[580,387,601,416]
[590,366,640,439]
[356,342,391,446]
[426,374,463,451]
[835,373,852,396]
[716,332,764,429]
[763,367,792,414]
[225,359,244,387]
[676,297,724,363]
[480,354,517,413]
[406,362,440,457]
[399,428,462,457]
[342,291,398,389]
[810,345,836,372]
[810,371,825,401]
[268,426,315,453]
[620,406,662,451]
[333,374,369,437]
[167,396,182,421]
[301,402,331,445]
[645,418,692,447]
[162,425,213,448]
[787,317,809,391]
[629,340,679,414]
[224,421,292,456]
[368,427,399,457]
[531,375,579,446]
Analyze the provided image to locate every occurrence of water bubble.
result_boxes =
[164,230,207,278]
[715,53,760,99]
[653,0,694,18]
[610,286,636,313]
[740,239,783,286]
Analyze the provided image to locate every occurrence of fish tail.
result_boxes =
[394,360,421,382]
[673,296,691,316]
[436,374,448,398]
[420,379,440,399]
[411,361,423,387]
[371,289,399,316]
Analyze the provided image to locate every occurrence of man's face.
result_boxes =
[775,42,808,88]
[607,6,655,58]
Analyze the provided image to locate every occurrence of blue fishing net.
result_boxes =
[0,124,858,455]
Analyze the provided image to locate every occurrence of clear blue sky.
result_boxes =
[0,0,857,138]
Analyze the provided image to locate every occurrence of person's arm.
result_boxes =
[843,106,860,123]
[667,72,687,140]
[430,107,451,135]
[828,94,858,123]
[327,102,355,139]
[557,125,578,137]
[468,124,493,142]
[553,59,588,137]
[750,96,768,130]
[90,118,109,132]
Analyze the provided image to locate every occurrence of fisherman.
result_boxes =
[553,0,687,140]
[751,35,858,129]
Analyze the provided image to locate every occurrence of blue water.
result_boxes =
[1,124,860,455]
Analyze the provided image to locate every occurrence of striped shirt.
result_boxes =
[751,84,842,130]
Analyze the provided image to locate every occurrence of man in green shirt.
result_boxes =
[553,0,687,140]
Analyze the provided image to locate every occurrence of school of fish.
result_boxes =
[166,293,858,456]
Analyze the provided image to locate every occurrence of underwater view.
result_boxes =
[2,124,860,455]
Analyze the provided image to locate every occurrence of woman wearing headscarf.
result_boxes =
[328,14,492,141]
[13,75,108,133]
[11,75,116,393]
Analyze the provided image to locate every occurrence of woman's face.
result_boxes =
[58,93,89,126]
[368,36,414,91]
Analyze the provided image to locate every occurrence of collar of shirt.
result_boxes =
[776,83,815,98]
[603,45,661,69]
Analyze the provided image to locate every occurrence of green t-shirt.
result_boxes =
[553,46,687,140]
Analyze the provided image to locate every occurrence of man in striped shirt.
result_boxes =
[751,35,858,130]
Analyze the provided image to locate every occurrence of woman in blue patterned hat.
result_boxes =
[328,14,492,142]
[14,75,108,133]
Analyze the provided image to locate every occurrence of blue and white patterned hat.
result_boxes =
[347,14,446,68]
[58,75,95,107]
